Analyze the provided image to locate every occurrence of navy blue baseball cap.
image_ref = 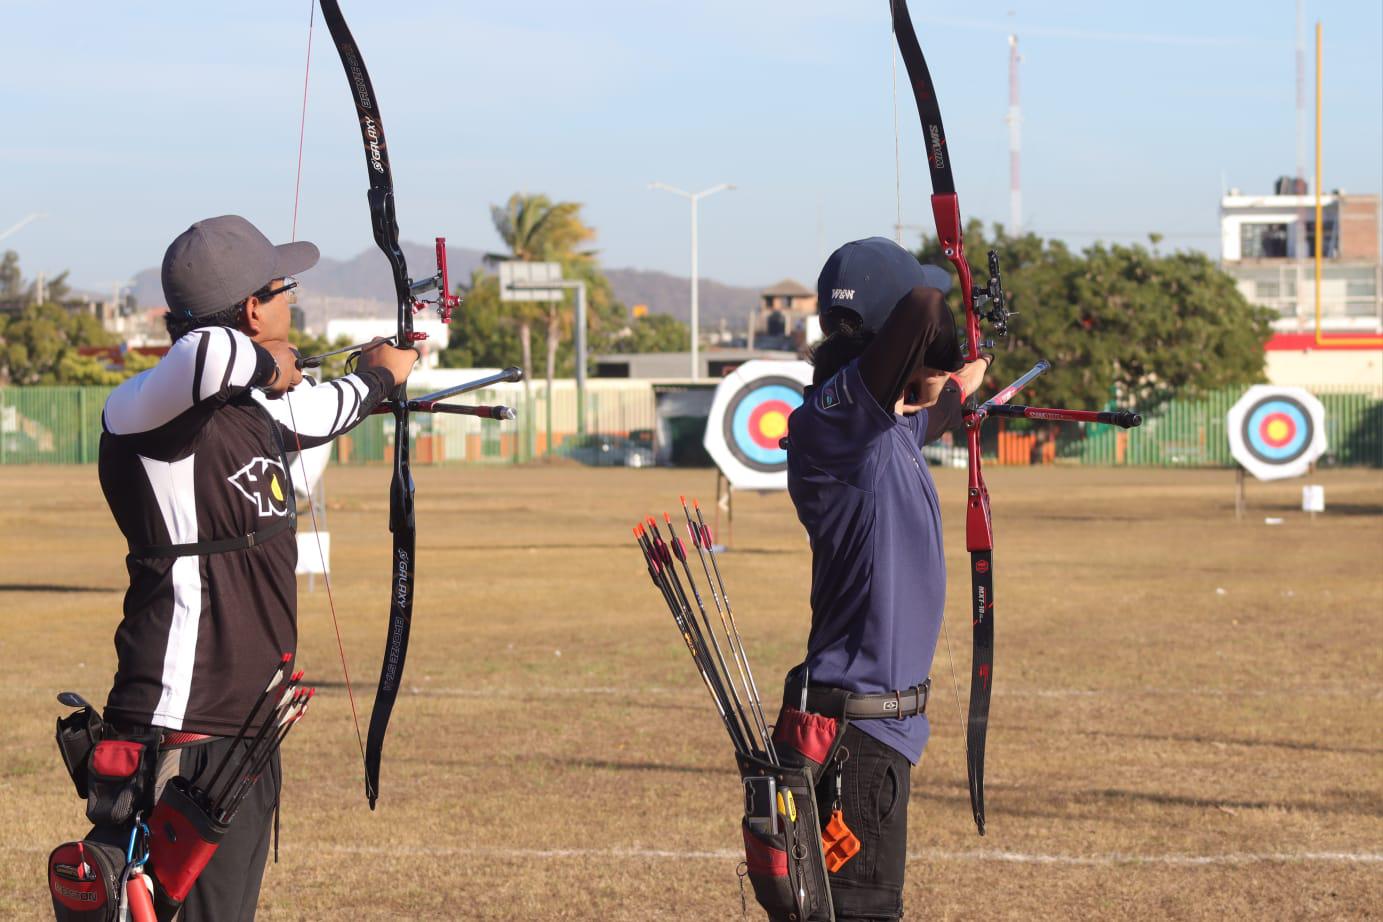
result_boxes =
[816,236,952,336]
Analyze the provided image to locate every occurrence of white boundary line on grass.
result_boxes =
[304,845,1383,866]
[3,684,1379,700]
[399,685,1379,701]
[3,844,1378,865]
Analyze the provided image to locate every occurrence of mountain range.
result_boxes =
[129,242,776,332]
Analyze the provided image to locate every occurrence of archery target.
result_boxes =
[1226,386,1327,482]
[703,360,812,490]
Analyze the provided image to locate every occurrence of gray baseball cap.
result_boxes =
[161,215,319,318]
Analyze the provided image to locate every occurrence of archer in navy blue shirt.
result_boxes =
[786,284,970,764]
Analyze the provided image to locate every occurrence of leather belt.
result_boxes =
[160,730,216,747]
[803,678,931,721]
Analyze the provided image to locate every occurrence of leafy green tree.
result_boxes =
[27,269,73,304]
[610,313,690,353]
[439,270,522,369]
[1,251,23,298]
[917,224,1274,415]
[56,351,128,386]
[0,302,117,384]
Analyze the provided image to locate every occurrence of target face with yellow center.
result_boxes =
[1226,386,1327,482]
[703,360,813,490]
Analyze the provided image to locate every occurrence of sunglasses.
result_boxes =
[255,278,299,304]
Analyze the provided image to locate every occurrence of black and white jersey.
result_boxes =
[99,325,393,734]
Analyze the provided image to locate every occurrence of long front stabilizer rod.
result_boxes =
[412,366,523,404]
[981,404,1142,429]
[370,402,515,420]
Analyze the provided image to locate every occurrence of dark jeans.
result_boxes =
[86,736,279,922]
[816,724,911,922]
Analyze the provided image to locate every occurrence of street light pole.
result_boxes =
[649,182,734,380]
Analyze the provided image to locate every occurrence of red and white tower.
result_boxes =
[1006,35,1022,235]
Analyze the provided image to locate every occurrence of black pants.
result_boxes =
[87,736,279,922]
[816,725,911,922]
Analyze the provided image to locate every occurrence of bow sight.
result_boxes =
[973,251,1011,346]
[403,238,461,337]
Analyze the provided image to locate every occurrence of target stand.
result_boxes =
[712,468,734,549]
[1226,386,1328,519]
[702,360,813,547]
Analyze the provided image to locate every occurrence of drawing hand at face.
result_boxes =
[895,366,951,415]
[259,340,305,397]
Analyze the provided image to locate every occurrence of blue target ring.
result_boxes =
[1242,397,1313,465]
[723,379,805,473]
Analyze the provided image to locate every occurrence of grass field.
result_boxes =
[1,463,1380,920]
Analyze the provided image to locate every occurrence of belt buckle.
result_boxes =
[914,679,931,717]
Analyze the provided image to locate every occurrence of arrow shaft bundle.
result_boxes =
[634,506,775,763]
[633,501,834,921]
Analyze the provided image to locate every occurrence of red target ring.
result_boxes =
[1259,412,1296,449]
[747,400,793,450]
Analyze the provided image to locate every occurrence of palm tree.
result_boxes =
[489,193,597,454]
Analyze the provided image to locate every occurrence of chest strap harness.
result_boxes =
[129,514,296,560]
[129,402,300,561]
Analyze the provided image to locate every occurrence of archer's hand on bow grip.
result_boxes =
[355,338,419,388]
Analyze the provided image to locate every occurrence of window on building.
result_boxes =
[1240,223,1289,258]
[1341,268,1377,298]
[595,362,630,378]
[1233,267,1294,317]
[1339,266,1380,318]
[1303,220,1338,258]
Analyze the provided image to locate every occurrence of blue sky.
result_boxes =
[3,0,1380,291]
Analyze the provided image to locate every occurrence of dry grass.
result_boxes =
[1,463,1380,920]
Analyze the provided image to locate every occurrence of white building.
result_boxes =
[1220,181,1381,390]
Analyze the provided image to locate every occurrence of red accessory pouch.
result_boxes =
[772,707,839,766]
[148,777,227,906]
[48,838,125,920]
[85,731,159,826]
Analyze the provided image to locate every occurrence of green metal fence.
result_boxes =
[3,383,1380,467]
[1061,386,1382,468]
[0,382,659,466]
[0,386,108,464]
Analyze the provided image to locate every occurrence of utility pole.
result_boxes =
[649,182,734,380]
